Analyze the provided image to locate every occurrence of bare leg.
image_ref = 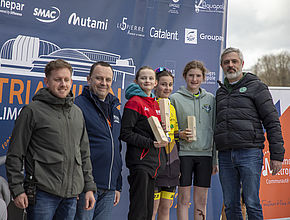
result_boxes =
[157,198,172,220]
[152,198,160,220]
[193,186,208,220]
[177,186,191,220]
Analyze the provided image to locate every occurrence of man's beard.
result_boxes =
[225,68,242,80]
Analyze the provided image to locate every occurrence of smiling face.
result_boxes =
[44,67,72,99]
[87,65,113,100]
[155,75,174,98]
[221,51,244,82]
[135,68,157,96]
[184,68,204,94]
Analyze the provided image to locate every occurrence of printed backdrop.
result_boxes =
[260,87,290,219]
[11,0,290,219]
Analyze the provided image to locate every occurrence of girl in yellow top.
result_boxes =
[152,67,184,220]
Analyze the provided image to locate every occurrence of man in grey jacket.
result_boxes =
[5,59,97,220]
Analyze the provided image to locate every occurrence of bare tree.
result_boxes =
[251,51,290,86]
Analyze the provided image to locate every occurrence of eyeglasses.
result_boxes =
[154,67,169,74]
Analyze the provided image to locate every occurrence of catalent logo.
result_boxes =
[149,26,179,41]
[33,6,60,23]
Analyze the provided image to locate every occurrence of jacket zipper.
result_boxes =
[91,93,119,190]
[152,148,161,178]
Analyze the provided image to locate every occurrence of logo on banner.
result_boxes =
[149,27,179,41]
[185,28,197,44]
[68,13,108,30]
[194,0,225,14]
[205,71,216,85]
[185,28,223,44]
[168,0,180,14]
[116,17,145,38]
[33,6,60,23]
[0,0,24,16]
[200,32,223,42]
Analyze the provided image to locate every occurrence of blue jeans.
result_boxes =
[74,188,115,220]
[218,148,264,220]
[27,190,77,220]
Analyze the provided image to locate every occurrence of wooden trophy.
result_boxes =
[159,98,170,132]
[148,116,168,143]
[187,116,197,141]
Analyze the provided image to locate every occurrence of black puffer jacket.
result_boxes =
[214,73,284,161]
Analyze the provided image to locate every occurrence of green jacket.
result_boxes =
[6,88,96,198]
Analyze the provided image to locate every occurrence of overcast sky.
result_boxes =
[226,0,290,70]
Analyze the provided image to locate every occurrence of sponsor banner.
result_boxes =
[1,0,227,219]
[260,87,290,219]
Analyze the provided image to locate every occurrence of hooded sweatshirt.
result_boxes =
[170,86,217,163]
[120,83,166,178]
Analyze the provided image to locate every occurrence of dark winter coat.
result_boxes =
[214,73,284,161]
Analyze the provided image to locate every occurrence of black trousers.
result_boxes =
[127,169,155,220]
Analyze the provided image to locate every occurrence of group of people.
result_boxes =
[4,47,284,220]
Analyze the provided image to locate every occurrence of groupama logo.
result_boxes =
[33,6,60,23]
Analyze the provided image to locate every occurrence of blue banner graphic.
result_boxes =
[0,0,227,218]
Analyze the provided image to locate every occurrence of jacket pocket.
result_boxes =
[72,153,84,194]
[33,153,64,192]
[75,153,82,166]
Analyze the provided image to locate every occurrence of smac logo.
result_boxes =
[194,0,224,14]
[0,0,24,16]
[33,6,60,23]
[185,28,197,44]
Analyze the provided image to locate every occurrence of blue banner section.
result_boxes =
[0,0,227,218]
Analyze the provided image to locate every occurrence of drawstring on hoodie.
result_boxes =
[193,90,201,123]
[198,98,201,123]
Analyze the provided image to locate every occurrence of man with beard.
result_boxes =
[214,47,285,220]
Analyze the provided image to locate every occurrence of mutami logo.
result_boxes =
[185,28,197,44]
[194,0,224,14]
[33,6,60,23]
[0,0,24,16]
[68,13,108,30]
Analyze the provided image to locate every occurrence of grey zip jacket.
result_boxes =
[6,88,96,198]
[170,86,217,164]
